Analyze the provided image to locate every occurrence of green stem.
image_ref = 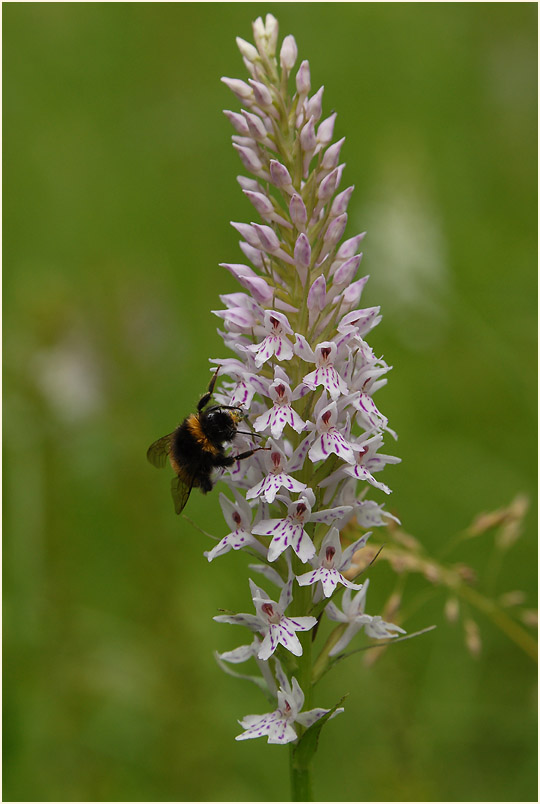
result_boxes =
[289,744,313,801]
[287,563,315,801]
[292,581,314,708]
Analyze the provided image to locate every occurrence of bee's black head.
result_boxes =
[201,406,240,445]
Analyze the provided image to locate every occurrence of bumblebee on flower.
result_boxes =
[193,13,403,758]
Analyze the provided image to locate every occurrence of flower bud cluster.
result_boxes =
[211,14,403,744]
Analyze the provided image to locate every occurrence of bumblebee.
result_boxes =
[147,367,264,514]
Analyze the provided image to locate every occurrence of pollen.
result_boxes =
[230,410,244,425]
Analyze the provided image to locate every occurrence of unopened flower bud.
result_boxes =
[221,77,253,101]
[243,190,275,218]
[333,254,362,286]
[318,167,341,203]
[236,37,259,63]
[265,14,279,56]
[230,221,260,248]
[322,137,346,170]
[340,279,371,313]
[231,134,256,149]
[241,275,275,304]
[270,159,294,190]
[307,275,326,311]
[249,79,274,109]
[294,233,311,268]
[242,110,268,141]
[289,194,308,231]
[331,186,354,217]
[237,175,261,192]
[252,14,279,58]
[252,223,281,253]
[306,86,324,122]
[220,262,256,281]
[233,143,263,174]
[296,60,311,95]
[280,35,298,71]
[323,213,348,247]
[223,110,250,135]
[300,117,317,152]
[317,112,337,145]
[252,16,266,50]
[336,233,366,261]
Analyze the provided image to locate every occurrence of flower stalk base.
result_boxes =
[289,745,313,802]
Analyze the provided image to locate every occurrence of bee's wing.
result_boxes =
[170,474,195,515]
[146,433,174,468]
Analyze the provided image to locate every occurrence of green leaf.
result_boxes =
[291,695,348,771]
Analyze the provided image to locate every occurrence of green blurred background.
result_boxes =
[3,3,537,801]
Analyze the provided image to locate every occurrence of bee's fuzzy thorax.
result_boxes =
[185,413,220,455]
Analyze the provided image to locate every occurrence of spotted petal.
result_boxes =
[355,501,400,528]
[236,712,280,740]
[296,707,343,728]
[309,431,356,464]
[353,392,388,432]
[258,625,282,659]
[248,333,294,367]
[246,472,307,504]
[217,639,260,663]
[296,567,362,598]
[343,464,392,494]
[310,504,352,525]
[253,518,316,563]
[213,612,262,630]
[205,529,264,562]
[254,403,307,439]
[267,719,298,745]
[302,366,348,400]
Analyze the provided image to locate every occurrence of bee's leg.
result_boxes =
[198,366,220,411]
[213,447,268,470]
[233,447,270,462]
[213,455,235,470]
[199,474,214,493]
